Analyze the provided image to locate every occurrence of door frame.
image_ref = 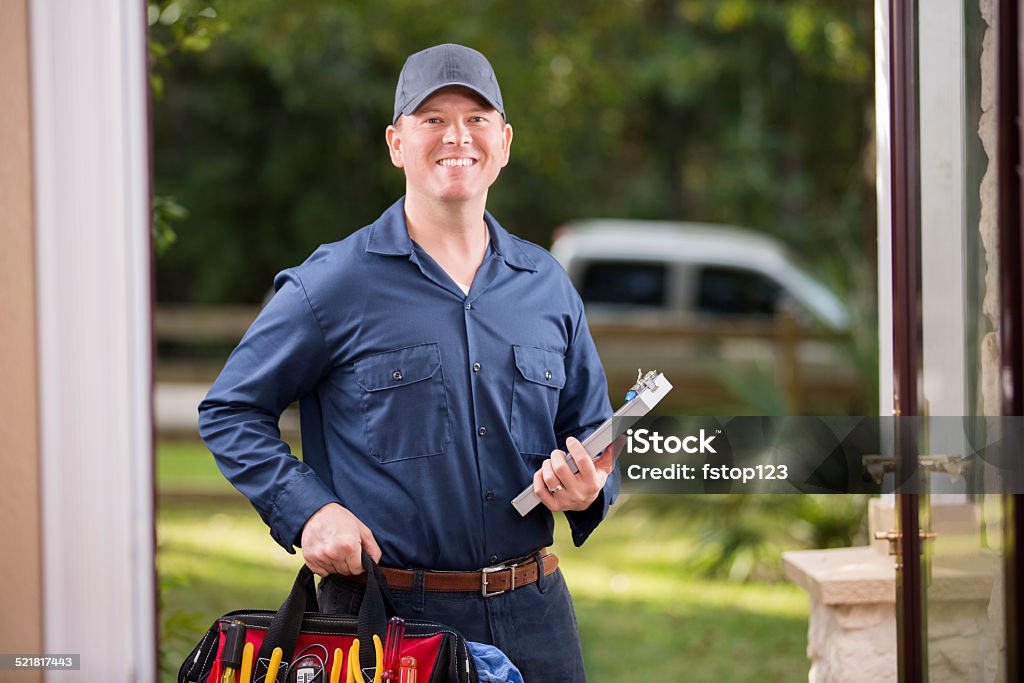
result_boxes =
[888,0,1024,679]
[995,0,1024,679]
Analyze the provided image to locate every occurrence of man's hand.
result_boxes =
[300,502,382,576]
[533,436,623,512]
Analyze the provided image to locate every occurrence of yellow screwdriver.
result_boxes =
[239,642,254,683]
[219,621,247,683]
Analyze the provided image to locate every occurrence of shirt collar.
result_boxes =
[366,196,538,272]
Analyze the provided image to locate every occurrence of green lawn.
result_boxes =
[157,442,810,682]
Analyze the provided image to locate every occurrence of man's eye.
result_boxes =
[425,118,442,124]
[470,116,486,123]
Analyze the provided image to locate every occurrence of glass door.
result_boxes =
[889,0,1020,680]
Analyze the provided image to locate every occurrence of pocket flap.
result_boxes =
[513,345,566,389]
[355,343,442,392]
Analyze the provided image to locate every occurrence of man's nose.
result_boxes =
[442,121,471,144]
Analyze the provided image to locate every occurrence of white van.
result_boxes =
[551,219,849,330]
[550,219,861,413]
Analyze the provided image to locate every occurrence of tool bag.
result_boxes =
[178,552,478,683]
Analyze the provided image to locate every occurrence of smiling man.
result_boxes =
[199,43,618,681]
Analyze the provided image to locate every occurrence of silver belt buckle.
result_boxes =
[481,560,517,597]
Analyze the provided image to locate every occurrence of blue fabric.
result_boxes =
[318,567,583,682]
[467,642,524,683]
[198,197,617,569]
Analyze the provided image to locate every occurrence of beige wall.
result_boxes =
[0,0,43,671]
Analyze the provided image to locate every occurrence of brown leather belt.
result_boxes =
[347,551,558,597]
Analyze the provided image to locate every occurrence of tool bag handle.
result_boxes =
[356,550,399,672]
[255,550,397,679]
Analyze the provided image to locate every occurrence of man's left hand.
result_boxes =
[533,436,622,512]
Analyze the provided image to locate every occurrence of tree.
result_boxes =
[152,0,875,311]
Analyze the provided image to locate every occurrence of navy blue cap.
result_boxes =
[393,43,504,123]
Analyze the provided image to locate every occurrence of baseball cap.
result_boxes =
[393,43,505,123]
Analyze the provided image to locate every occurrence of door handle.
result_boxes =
[862,454,970,485]
[874,529,937,556]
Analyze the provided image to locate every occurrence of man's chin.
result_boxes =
[435,186,484,203]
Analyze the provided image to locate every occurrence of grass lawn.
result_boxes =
[157,441,810,682]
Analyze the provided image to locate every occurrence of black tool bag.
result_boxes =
[178,552,478,682]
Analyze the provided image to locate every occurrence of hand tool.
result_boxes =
[239,642,254,683]
[372,635,384,683]
[398,657,417,683]
[219,621,247,683]
[347,640,361,683]
[382,617,405,681]
[265,647,283,683]
[329,647,344,683]
[347,635,384,683]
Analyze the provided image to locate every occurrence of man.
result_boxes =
[199,43,619,681]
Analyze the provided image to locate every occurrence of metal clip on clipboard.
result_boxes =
[511,370,673,516]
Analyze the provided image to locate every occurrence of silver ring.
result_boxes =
[548,484,563,494]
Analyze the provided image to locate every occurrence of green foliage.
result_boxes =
[152,194,187,256]
[661,493,869,581]
[149,2,230,257]
[717,360,794,415]
[151,0,875,304]
[157,571,208,681]
[148,0,230,101]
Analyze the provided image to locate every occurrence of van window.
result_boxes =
[696,266,781,316]
[578,261,668,307]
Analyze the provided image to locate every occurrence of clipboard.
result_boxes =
[511,370,673,516]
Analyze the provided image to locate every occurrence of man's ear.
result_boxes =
[500,123,513,167]
[385,124,404,168]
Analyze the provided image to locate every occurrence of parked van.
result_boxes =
[552,219,848,329]
[550,219,862,413]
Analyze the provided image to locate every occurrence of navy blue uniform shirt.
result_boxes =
[198,198,617,570]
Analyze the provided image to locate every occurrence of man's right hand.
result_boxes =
[300,502,382,576]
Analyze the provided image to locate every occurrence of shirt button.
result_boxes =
[489,554,499,564]
[545,370,552,380]
[392,370,403,381]
[465,302,472,310]
[478,426,487,437]
[473,362,481,372]
[485,490,494,501]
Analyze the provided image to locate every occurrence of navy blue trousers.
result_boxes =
[318,560,586,682]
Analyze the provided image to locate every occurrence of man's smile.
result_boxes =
[436,157,477,167]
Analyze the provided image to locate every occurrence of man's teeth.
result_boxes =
[438,158,475,167]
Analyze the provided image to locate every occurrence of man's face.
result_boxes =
[385,87,513,204]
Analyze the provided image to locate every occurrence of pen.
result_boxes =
[266,647,283,683]
[239,642,254,683]
[624,368,644,402]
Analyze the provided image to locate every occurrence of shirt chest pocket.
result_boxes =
[354,343,452,463]
[510,345,566,456]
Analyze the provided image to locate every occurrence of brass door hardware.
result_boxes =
[874,529,938,557]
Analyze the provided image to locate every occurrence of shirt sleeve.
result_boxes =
[554,306,619,547]
[197,270,340,552]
